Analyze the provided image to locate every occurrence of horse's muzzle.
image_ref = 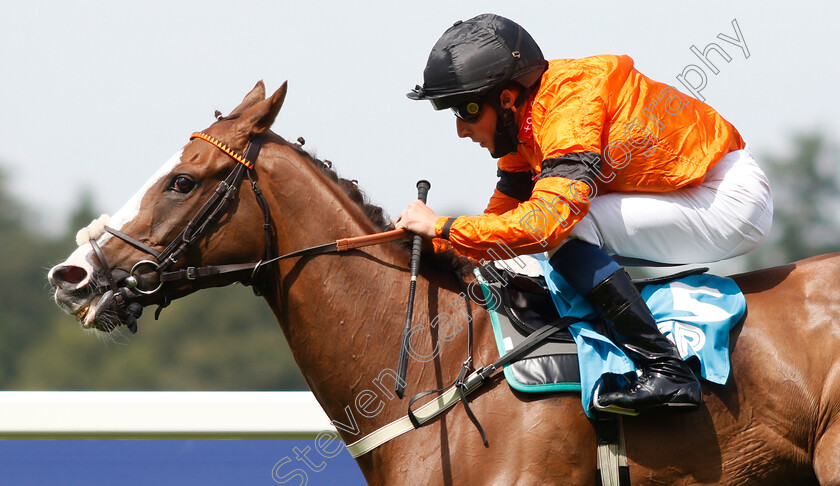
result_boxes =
[49,262,148,333]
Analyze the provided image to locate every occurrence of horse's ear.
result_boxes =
[228,80,267,118]
[231,82,287,148]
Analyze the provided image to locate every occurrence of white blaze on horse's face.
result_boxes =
[109,148,186,236]
[48,148,185,327]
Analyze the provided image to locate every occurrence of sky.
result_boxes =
[0,1,836,474]
[2,1,839,239]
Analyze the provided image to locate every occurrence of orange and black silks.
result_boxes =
[434,54,745,261]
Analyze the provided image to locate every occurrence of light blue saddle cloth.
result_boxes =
[539,260,746,418]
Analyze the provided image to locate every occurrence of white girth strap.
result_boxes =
[345,370,485,458]
[348,373,631,486]
[597,416,629,486]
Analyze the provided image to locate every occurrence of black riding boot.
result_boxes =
[589,269,702,412]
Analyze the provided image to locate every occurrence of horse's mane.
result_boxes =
[284,137,475,278]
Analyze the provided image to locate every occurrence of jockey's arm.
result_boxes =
[434,174,592,261]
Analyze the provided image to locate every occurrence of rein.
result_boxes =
[89,131,409,332]
[153,228,410,285]
[88,130,496,454]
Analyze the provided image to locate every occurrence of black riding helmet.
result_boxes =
[407,14,547,157]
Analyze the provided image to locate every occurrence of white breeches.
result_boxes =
[567,147,773,265]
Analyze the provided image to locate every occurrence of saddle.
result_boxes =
[475,262,710,393]
[478,264,576,339]
[477,263,582,390]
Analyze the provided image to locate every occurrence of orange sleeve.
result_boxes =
[485,153,534,215]
[434,58,629,261]
[485,188,523,215]
[440,177,592,261]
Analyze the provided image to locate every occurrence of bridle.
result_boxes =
[88,131,408,332]
[84,130,488,444]
[84,131,274,332]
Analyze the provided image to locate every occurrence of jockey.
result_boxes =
[395,13,773,413]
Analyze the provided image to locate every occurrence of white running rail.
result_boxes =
[0,391,334,439]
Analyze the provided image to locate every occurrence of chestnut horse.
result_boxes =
[48,82,840,485]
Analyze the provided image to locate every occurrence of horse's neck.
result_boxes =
[258,146,437,420]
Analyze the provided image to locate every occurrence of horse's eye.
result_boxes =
[171,175,196,193]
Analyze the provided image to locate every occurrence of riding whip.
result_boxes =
[396,180,431,399]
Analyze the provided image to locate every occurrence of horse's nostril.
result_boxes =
[55,265,88,286]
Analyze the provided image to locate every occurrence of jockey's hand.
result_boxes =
[394,200,439,240]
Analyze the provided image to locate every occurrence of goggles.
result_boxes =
[450,99,484,123]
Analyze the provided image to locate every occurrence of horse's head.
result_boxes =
[48,81,288,332]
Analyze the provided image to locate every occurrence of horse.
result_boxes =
[47,81,840,485]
